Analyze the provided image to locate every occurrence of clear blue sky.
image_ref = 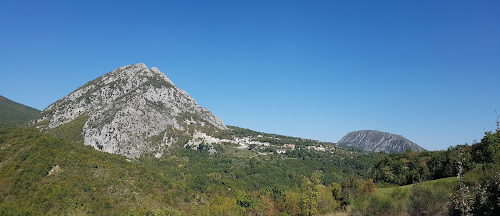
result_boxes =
[1,0,499,150]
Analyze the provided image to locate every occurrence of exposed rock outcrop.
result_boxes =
[33,63,227,158]
[47,165,62,176]
[337,130,425,153]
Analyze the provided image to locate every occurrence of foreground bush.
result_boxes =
[450,164,500,216]
[408,183,451,216]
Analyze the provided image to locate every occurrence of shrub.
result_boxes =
[408,183,450,216]
[450,164,500,215]
[351,193,398,216]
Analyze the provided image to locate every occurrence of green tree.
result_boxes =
[300,173,320,216]
[329,183,342,200]
[472,131,500,164]
[236,191,255,209]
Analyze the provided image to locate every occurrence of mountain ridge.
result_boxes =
[337,130,425,153]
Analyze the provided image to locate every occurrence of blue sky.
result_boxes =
[1,0,499,150]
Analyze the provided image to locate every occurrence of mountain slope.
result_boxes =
[0,126,383,215]
[32,63,226,158]
[0,127,176,215]
[0,95,40,127]
[337,130,425,153]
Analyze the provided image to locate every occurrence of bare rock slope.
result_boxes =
[33,63,227,158]
[337,130,425,153]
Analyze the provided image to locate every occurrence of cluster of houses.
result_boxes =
[186,131,335,155]
[185,131,271,150]
[280,143,334,153]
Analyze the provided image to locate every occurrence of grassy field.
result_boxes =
[375,176,457,195]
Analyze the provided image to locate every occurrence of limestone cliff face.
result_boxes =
[337,130,425,153]
[33,63,227,158]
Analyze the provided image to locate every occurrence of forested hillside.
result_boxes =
[0,126,383,215]
[0,96,40,127]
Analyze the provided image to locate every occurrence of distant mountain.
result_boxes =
[0,95,40,127]
[32,63,226,158]
[337,130,425,153]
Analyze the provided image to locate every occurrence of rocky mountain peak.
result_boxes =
[337,130,425,153]
[33,63,227,158]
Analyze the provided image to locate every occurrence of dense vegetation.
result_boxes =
[0,126,383,215]
[1,112,499,215]
[362,128,500,215]
[0,96,40,127]
[370,145,473,186]
[370,129,500,185]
